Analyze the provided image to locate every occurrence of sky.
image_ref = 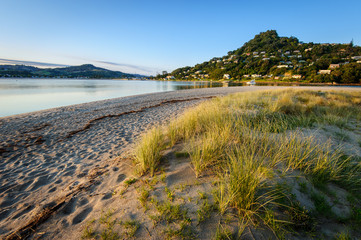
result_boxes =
[0,0,360,76]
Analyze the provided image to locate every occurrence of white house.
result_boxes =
[318,70,331,75]
[251,74,262,78]
[223,74,230,79]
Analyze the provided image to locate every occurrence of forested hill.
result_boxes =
[161,30,361,83]
[0,64,146,79]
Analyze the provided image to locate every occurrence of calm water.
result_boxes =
[0,79,226,117]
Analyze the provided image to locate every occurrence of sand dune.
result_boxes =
[0,86,359,239]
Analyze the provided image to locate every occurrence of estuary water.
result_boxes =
[0,79,225,117]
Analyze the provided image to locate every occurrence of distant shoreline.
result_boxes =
[2,77,361,86]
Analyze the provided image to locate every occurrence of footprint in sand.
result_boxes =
[29,175,50,191]
[62,198,77,215]
[78,198,89,206]
[116,174,126,183]
[71,207,93,225]
[101,192,113,200]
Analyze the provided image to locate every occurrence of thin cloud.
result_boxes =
[0,58,69,68]
[95,60,154,73]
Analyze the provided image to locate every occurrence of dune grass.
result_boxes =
[134,126,165,176]
[133,89,361,236]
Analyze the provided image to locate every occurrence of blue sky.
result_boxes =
[0,0,360,75]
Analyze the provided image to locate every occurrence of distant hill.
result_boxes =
[161,30,361,84]
[0,64,147,79]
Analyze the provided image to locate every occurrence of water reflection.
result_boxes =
[0,79,234,117]
[2,78,348,117]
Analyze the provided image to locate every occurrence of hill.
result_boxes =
[161,30,361,84]
[0,64,146,79]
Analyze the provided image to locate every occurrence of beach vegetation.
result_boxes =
[120,220,140,238]
[134,126,165,176]
[132,89,361,238]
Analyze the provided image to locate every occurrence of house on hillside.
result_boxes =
[318,70,331,75]
[351,56,361,60]
[223,74,230,79]
[166,76,175,80]
[251,74,262,78]
[329,64,340,69]
[292,75,302,79]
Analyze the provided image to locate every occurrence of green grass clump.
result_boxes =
[334,231,351,240]
[215,144,272,220]
[120,220,140,238]
[134,127,165,176]
[196,198,214,223]
[310,192,333,217]
[165,187,175,201]
[163,218,196,239]
[214,224,236,240]
[124,178,137,186]
[155,201,189,223]
[137,186,150,209]
[186,125,233,177]
[81,223,95,239]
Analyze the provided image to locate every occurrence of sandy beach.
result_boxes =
[0,86,360,239]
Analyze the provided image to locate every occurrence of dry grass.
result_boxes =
[132,89,361,237]
[134,126,165,176]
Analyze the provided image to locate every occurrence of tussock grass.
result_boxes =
[132,89,361,237]
[134,126,165,176]
[186,125,234,177]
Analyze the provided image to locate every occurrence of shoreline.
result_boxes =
[1,86,360,239]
